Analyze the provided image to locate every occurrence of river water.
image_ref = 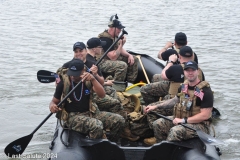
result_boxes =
[0,0,240,159]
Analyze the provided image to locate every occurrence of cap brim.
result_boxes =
[184,66,198,70]
[116,25,125,29]
[100,41,106,46]
[67,70,81,76]
[73,46,85,51]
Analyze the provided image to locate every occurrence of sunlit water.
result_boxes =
[0,0,240,159]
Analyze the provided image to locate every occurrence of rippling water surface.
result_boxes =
[1,0,240,159]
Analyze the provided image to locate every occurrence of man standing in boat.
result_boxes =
[97,14,138,92]
[49,59,125,141]
[144,61,213,145]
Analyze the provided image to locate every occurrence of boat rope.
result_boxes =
[60,128,70,147]
[211,124,216,137]
[125,82,146,91]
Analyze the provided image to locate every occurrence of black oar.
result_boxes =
[4,80,83,157]
[95,29,128,66]
[212,107,221,118]
[37,70,128,85]
[37,70,57,83]
[5,29,128,157]
[153,112,224,145]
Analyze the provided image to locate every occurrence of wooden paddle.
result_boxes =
[5,29,128,157]
[153,112,223,145]
[136,55,150,84]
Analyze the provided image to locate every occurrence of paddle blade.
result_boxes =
[212,107,221,118]
[196,130,224,145]
[37,70,56,83]
[4,134,33,157]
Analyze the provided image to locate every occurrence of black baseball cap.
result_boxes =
[67,59,84,76]
[87,37,106,49]
[179,46,193,57]
[112,20,125,29]
[73,42,86,51]
[175,32,187,45]
[184,61,198,70]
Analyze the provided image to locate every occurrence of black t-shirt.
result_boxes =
[162,50,198,64]
[165,64,205,82]
[85,55,103,77]
[54,80,90,113]
[177,84,213,108]
[99,37,115,53]
[86,54,97,62]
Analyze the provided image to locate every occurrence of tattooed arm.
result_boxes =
[145,96,179,113]
[156,96,179,109]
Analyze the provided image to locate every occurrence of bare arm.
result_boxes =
[107,40,123,60]
[158,41,174,59]
[161,54,178,80]
[187,107,213,123]
[104,80,114,86]
[81,72,105,98]
[49,97,61,113]
[107,40,134,65]
[156,96,179,109]
[145,96,179,113]
[173,107,213,125]
[90,64,104,85]
[91,78,105,98]
[120,48,134,65]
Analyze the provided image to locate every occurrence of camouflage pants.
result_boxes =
[146,101,173,129]
[153,116,210,142]
[140,80,170,105]
[99,55,138,91]
[117,55,138,83]
[93,86,127,120]
[151,74,163,82]
[66,110,125,141]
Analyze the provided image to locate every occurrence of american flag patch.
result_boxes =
[54,74,61,83]
[181,84,188,94]
[194,87,204,100]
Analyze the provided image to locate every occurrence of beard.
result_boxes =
[187,75,198,82]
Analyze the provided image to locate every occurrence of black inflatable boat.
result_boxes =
[49,51,221,160]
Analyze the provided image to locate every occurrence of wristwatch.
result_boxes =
[167,60,175,64]
[184,117,188,123]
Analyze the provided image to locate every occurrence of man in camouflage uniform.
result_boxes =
[140,46,203,105]
[141,46,205,143]
[144,61,213,145]
[86,38,139,141]
[62,40,125,116]
[61,40,139,141]
[98,14,138,91]
[140,32,199,105]
[49,59,125,141]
